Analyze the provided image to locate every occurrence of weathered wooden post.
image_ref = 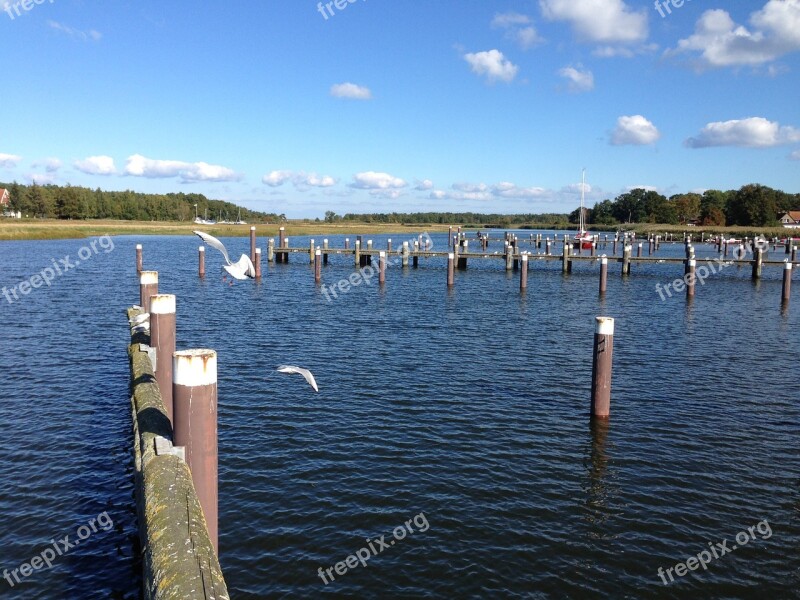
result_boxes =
[622,245,631,276]
[354,240,361,268]
[199,246,205,278]
[314,248,321,283]
[309,239,315,264]
[590,317,614,419]
[562,242,569,273]
[379,251,386,285]
[278,227,286,263]
[448,227,453,246]
[752,247,763,280]
[783,261,793,304]
[599,255,608,295]
[402,241,409,267]
[136,244,143,273]
[546,239,552,255]
[387,239,392,253]
[283,236,290,264]
[344,238,350,250]
[255,248,262,280]
[366,240,373,266]
[723,240,728,259]
[150,294,176,422]
[173,349,218,553]
[787,238,792,255]
[792,246,797,263]
[458,239,468,270]
[637,242,642,258]
[323,239,329,265]
[687,259,696,299]
[506,243,514,271]
[520,253,528,291]
[267,238,274,263]
[250,226,256,263]
[140,271,158,313]
[413,241,419,268]
[447,252,454,287]
[612,238,617,255]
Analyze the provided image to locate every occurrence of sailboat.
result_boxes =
[574,169,594,250]
[235,208,247,225]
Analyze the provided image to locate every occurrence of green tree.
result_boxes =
[727,184,778,226]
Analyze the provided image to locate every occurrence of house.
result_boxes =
[779,211,800,229]
[0,188,20,218]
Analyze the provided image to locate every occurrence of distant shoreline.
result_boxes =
[0,219,794,241]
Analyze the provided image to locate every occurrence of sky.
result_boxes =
[0,0,799,217]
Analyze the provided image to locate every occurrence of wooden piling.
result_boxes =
[599,256,608,295]
[447,252,454,287]
[323,239,329,265]
[413,241,419,268]
[345,238,350,250]
[783,261,793,304]
[637,243,642,258]
[562,243,569,273]
[267,238,274,263]
[198,246,205,278]
[458,240,468,270]
[136,244,143,273]
[314,248,321,283]
[379,251,386,285]
[173,349,218,553]
[546,239,551,255]
[355,240,361,267]
[387,239,392,253]
[284,237,290,263]
[140,271,158,313]
[507,243,515,271]
[366,240,373,266]
[520,253,528,291]
[753,247,763,280]
[255,248,262,279]
[687,259,696,298]
[622,245,631,276]
[787,238,792,255]
[150,294,176,423]
[250,226,256,263]
[309,239,315,264]
[590,317,614,419]
[278,227,286,263]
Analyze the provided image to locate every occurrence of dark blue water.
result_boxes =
[0,231,798,599]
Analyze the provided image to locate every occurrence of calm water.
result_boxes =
[0,231,798,599]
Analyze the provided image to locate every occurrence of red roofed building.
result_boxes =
[780,211,800,229]
[0,188,9,207]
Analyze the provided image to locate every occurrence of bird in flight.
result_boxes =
[276,365,319,392]
[193,230,256,280]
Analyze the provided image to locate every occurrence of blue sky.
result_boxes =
[1,0,798,217]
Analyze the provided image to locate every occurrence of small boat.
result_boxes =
[235,208,247,225]
[574,169,593,250]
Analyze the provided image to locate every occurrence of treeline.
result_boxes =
[326,210,569,227]
[575,184,800,227]
[0,182,279,223]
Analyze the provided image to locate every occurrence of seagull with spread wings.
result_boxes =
[276,365,319,392]
[193,230,256,280]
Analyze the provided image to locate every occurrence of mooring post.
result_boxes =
[309,239,315,264]
[150,294,176,422]
[612,239,617,255]
[591,242,597,257]
[355,240,361,268]
[323,239,329,265]
[637,243,642,258]
[753,247,763,280]
[136,244,143,273]
[562,242,569,273]
[366,240,373,266]
[447,252,454,287]
[402,241,409,267]
[546,239,551,255]
[687,259,696,299]
[344,238,350,250]
[284,237,290,264]
[599,255,608,295]
[379,251,386,285]
[622,245,631,276]
[458,239,468,270]
[255,248,262,280]
[723,240,728,259]
[250,226,256,263]
[787,238,792,255]
[520,253,528,291]
[387,239,392,253]
[199,246,205,278]
[590,317,615,419]
[792,246,797,263]
[413,241,419,268]
[173,349,218,553]
[140,271,158,313]
[267,239,274,263]
[314,248,321,283]
[278,227,285,263]
[783,261,793,304]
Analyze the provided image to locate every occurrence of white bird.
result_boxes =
[129,313,150,326]
[193,230,255,280]
[276,365,319,392]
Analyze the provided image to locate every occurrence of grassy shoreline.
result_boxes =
[0,219,795,241]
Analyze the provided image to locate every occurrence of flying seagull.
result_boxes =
[193,230,256,280]
[276,365,319,392]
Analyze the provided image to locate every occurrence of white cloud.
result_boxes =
[350,171,407,190]
[491,12,543,49]
[33,157,62,173]
[48,20,102,42]
[125,154,240,182]
[685,117,800,148]
[369,189,405,200]
[302,173,337,187]
[626,184,659,192]
[453,182,490,193]
[463,49,519,83]
[330,83,372,100]
[414,179,434,191]
[539,0,648,44]
[670,2,800,68]
[431,182,548,202]
[562,182,592,194]
[492,182,548,199]
[558,65,594,92]
[74,155,116,176]
[262,170,293,187]
[26,173,57,185]
[263,170,337,188]
[0,153,22,168]
[610,115,661,145]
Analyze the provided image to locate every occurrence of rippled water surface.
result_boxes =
[0,231,798,599]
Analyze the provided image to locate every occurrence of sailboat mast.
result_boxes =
[580,169,586,233]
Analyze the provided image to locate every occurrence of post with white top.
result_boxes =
[283,237,290,263]
[323,239,329,265]
[590,317,615,419]
[250,226,256,263]
[199,246,206,278]
[413,241,419,268]
[379,251,386,285]
[309,239,315,264]
[267,239,274,263]
[447,252,455,287]
[136,244,143,273]
[687,259,696,299]
[150,294,176,422]
[520,253,528,291]
[173,349,218,553]
[314,248,321,283]
[140,271,158,313]
[402,241,409,267]
[783,261,793,304]
[599,255,608,295]
[278,227,286,263]
[255,247,262,280]
[387,239,392,253]
[354,240,361,268]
